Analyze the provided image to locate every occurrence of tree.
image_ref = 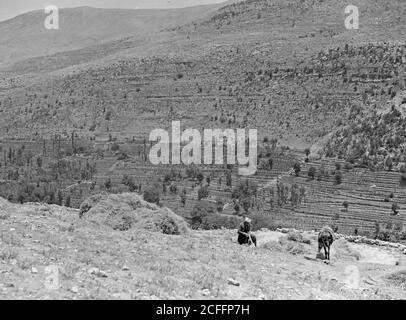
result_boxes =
[65,195,71,207]
[196,172,204,184]
[198,185,209,200]
[308,166,316,180]
[17,192,25,204]
[241,197,252,212]
[234,202,241,215]
[334,171,343,184]
[206,176,211,185]
[290,184,299,208]
[215,198,224,212]
[169,183,178,194]
[180,189,187,207]
[392,202,400,215]
[57,190,63,206]
[36,156,42,168]
[226,171,232,187]
[268,158,273,170]
[293,162,301,176]
[385,156,393,171]
[400,170,406,185]
[232,180,257,203]
[304,148,310,162]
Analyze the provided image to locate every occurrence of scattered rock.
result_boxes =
[88,267,99,275]
[71,286,79,294]
[98,270,108,278]
[87,267,107,277]
[227,278,240,286]
[364,279,376,285]
[201,289,210,296]
[304,255,317,261]
[122,266,130,271]
[31,267,38,274]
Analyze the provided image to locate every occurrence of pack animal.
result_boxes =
[318,226,334,260]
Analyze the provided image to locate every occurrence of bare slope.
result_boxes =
[0,4,222,68]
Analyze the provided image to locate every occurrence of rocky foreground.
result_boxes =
[0,194,405,300]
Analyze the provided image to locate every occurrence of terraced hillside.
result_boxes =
[278,159,406,237]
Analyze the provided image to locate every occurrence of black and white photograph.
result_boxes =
[0,0,405,303]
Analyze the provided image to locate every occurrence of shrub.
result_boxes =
[293,162,301,176]
[65,195,71,207]
[334,171,343,184]
[232,179,257,202]
[191,201,215,226]
[180,190,187,206]
[335,162,342,171]
[344,162,353,170]
[111,143,120,151]
[197,185,209,200]
[104,178,112,190]
[268,158,273,170]
[215,198,224,212]
[400,172,406,184]
[392,203,400,215]
[234,202,241,215]
[159,216,182,235]
[116,152,128,160]
[143,186,160,205]
[342,201,349,211]
[196,172,204,183]
[226,171,232,187]
[308,166,316,180]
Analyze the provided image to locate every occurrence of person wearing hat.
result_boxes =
[237,216,257,247]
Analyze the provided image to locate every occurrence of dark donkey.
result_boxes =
[318,226,335,260]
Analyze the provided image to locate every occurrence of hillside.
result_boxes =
[0,4,224,68]
[1,0,406,142]
[0,195,405,299]
[0,0,406,251]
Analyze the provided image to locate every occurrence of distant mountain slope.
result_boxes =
[0,4,223,67]
[1,0,406,145]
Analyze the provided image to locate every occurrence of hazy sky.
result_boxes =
[0,0,227,21]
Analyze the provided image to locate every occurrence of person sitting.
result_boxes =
[237,217,257,247]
